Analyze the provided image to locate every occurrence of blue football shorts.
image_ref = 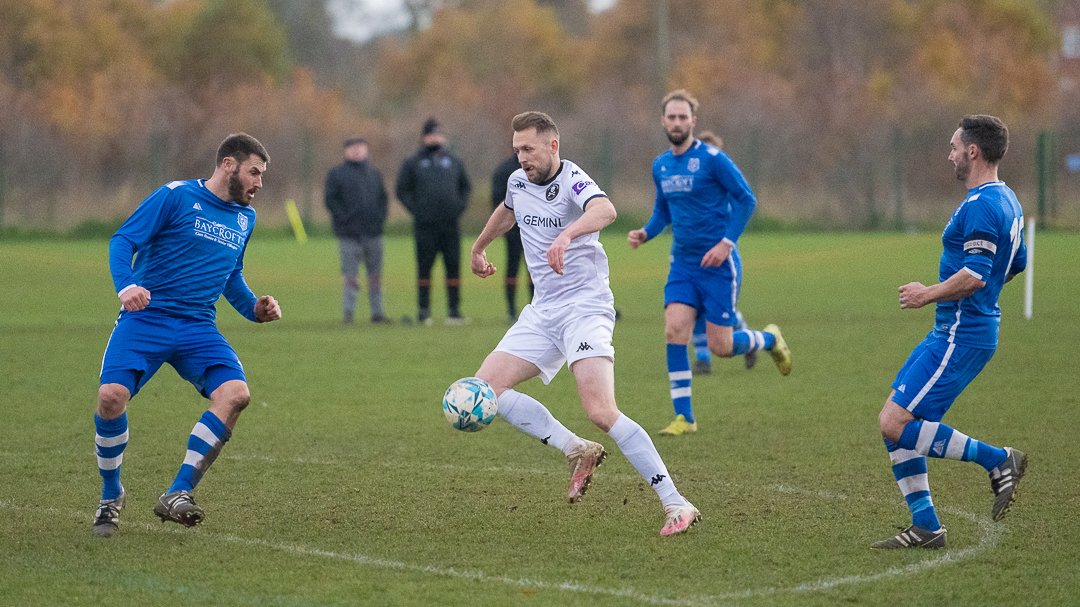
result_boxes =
[99,310,246,399]
[663,252,742,327]
[890,332,995,421]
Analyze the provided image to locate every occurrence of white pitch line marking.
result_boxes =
[5,454,1008,606]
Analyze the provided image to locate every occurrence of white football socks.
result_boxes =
[608,414,685,507]
[497,389,582,455]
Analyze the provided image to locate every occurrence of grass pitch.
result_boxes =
[1,230,1077,606]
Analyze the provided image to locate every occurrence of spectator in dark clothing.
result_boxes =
[491,153,533,323]
[324,137,390,324]
[395,118,472,325]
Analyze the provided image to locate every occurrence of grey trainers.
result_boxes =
[566,440,607,503]
[91,487,125,538]
[990,447,1027,522]
[153,490,204,527]
[871,525,947,549]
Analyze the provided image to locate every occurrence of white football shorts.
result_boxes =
[494,302,616,384]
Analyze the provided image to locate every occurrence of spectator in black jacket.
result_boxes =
[491,153,532,323]
[324,137,390,324]
[395,118,472,325]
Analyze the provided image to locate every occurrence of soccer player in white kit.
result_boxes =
[469,111,700,537]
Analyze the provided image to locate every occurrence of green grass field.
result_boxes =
[2,230,1078,606]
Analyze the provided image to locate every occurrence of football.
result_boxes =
[442,377,498,432]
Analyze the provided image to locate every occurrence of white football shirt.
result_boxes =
[504,160,613,307]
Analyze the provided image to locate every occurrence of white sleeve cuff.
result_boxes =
[721,238,736,247]
[961,267,984,281]
[117,284,139,298]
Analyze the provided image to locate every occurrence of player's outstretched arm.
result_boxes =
[470,204,517,279]
[898,270,985,309]
[548,197,616,275]
[254,295,282,322]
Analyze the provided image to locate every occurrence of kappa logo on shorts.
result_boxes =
[576,341,593,352]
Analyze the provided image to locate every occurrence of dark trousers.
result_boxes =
[503,226,532,316]
[414,222,461,315]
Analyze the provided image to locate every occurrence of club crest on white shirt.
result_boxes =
[545,183,560,201]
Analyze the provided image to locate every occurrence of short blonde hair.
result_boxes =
[511,111,560,139]
[661,89,699,115]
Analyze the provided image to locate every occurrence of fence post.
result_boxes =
[892,126,905,230]
[1036,130,1056,222]
[301,131,315,223]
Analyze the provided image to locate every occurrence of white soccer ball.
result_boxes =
[442,377,498,432]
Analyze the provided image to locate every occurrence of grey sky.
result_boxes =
[328,0,618,42]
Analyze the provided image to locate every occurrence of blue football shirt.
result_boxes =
[644,139,756,263]
[109,179,259,322]
[933,181,1026,348]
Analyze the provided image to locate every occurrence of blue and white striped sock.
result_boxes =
[95,412,128,501]
[692,317,710,363]
[731,330,773,356]
[666,343,694,423]
[898,420,1008,471]
[885,438,941,531]
[167,410,231,494]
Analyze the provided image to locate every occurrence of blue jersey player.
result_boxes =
[91,133,282,537]
[873,115,1028,549]
[628,89,792,437]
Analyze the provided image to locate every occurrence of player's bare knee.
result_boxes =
[664,326,689,344]
[96,384,129,418]
[708,338,735,358]
[710,344,735,358]
[587,408,618,432]
[878,407,905,442]
[213,382,250,413]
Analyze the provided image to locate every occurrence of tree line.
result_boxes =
[0,0,1064,231]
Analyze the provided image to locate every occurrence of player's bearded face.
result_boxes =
[953,153,971,181]
[948,129,972,182]
[662,100,696,147]
[227,157,266,205]
[513,129,558,184]
[666,128,690,146]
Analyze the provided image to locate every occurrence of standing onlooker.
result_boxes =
[872,115,1027,549]
[491,153,532,323]
[395,118,472,325]
[627,89,791,438]
[324,137,390,324]
[91,133,282,537]
[469,111,700,536]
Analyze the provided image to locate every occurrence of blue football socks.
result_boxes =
[666,343,694,423]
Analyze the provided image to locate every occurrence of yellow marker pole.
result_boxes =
[285,199,308,244]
